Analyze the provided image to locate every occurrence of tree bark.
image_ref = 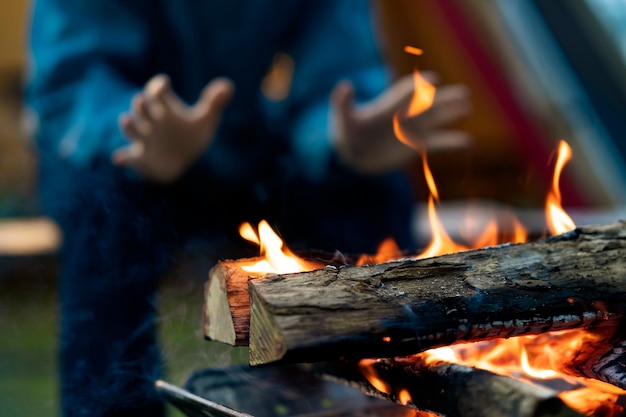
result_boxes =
[312,359,585,417]
[248,221,626,366]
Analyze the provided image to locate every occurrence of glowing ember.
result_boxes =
[546,140,576,235]
[422,330,626,415]
[404,45,424,56]
[239,220,317,274]
[397,388,412,406]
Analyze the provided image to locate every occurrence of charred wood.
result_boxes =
[562,319,626,390]
[312,359,584,417]
[248,221,626,366]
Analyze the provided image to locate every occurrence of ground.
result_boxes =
[0,263,248,416]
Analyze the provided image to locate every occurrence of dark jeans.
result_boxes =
[41,157,415,416]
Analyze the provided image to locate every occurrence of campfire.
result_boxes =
[195,137,626,417]
[160,50,626,417]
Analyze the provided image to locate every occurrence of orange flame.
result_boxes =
[511,216,528,244]
[546,140,576,235]
[357,237,403,266]
[392,64,436,153]
[404,45,424,56]
[417,195,469,259]
[239,220,318,274]
[398,388,412,406]
[422,330,626,415]
[407,69,437,118]
[472,219,499,249]
[358,359,392,395]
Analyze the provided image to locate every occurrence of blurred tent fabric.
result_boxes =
[376,0,626,210]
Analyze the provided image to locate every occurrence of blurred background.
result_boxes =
[1,0,626,416]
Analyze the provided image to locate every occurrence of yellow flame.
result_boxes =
[417,195,469,259]
[546,140,575,235]
[238,222,260,245]
[239,220,317,274]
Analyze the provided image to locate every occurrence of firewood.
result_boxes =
[562,321,626,389]
[203,252,340,346]
[203,259,257,346]
[311,359,585,417]
[248,221,626,366]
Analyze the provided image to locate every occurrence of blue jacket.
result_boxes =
[26,0,416,253]
[27,0,391,181]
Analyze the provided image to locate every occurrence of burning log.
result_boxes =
[247,221,626,366]
[312,359,585,417]
[204,253,328,346]
[562,320,626,389]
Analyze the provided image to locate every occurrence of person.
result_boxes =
[25,0,471,415]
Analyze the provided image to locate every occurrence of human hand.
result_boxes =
[113,74,234,183]
[331,73,472,175]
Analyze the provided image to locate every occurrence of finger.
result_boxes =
[144,74,176,117]
[422,130,473,153]
[111,141,146,167]
[361,75,414,121]
[429,84,472,125]
[130,95,154,135]
[419,70,440,86]
[330,81,356,123]
[119,113,146,141]
[194,77,235,122]
[409,84,472,131]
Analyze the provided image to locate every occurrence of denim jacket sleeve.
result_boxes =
[284,0,392,183]
[25,0,153,167]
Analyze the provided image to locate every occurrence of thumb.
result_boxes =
[331,81,355,124]
[195,77,234,122]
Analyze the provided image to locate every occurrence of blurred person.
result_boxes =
[25,0,471,415]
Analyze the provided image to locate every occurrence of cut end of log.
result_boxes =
[249,284,287,366]
[204,268,236,345]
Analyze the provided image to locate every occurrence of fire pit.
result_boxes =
[157,123,626,415]
[156,218,626,416]
[156,364,420,417]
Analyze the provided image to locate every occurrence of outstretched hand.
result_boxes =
[331,73,472,175]
[113,74,234,183]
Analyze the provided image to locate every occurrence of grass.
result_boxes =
[0,260,248,417]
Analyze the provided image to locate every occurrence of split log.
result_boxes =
[203,253,336,346]
[203,259,256,346]
[248,221,626,366]
[311,359,585,417]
